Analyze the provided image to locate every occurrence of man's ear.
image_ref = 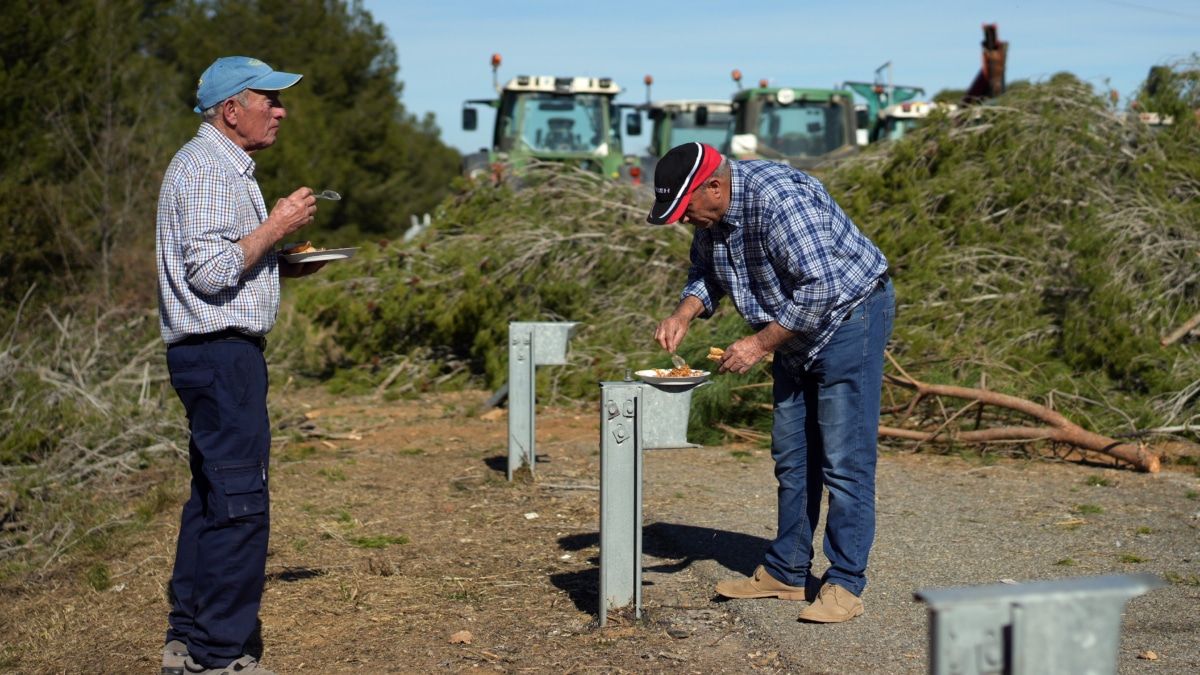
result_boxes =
[222,98,239,126]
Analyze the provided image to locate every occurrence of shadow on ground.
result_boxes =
[549,522,770,614]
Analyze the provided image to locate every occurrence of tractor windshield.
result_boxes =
[883,117,921,142]
[756,100,848,159]
[668,111,733,149]
[497,92,609,154]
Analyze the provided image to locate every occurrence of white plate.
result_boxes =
[635,369,710,386]
[279,247,359,263]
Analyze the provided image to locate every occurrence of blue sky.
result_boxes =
[361,0,1200,155]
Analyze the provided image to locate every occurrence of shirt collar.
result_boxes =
[719,160,744,230]
[198,123,256,177]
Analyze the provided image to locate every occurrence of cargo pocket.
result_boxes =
[170,368,219,431]
[215,462,267,522]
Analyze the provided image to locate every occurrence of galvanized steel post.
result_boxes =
[598,381,643,626]
[915,573,1164,675]
[597,376,708,625]
[507,321,581,481]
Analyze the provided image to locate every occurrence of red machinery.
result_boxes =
[963,24,1008,105]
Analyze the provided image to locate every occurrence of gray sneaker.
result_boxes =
[184,655,276,675]
[162,640,188,675]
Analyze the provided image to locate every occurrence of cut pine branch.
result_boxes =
[1160,309,1200,347]
[882,373,1161,473]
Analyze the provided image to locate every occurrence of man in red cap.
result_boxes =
[650,142,894,623]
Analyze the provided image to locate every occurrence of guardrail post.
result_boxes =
[597,377,708,625]
[507,321,581,481]
[598,382,643,626]
[915,573,1165,675]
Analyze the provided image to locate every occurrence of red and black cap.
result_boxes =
[646,142,723,225]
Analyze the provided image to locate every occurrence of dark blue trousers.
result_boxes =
[165,338,271,669]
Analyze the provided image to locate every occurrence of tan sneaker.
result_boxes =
[715,565,807,600]
[798,583,864,623]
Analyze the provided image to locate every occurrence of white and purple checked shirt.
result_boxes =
[681,159,889,374]
[156,124,279,344]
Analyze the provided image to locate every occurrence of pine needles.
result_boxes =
[827,71,1200,456]
[293,74,1200,463]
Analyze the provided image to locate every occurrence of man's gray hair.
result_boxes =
[712,157,731,180]
[199,89,252,123]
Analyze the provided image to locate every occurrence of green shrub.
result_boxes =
[288,72,1200,454]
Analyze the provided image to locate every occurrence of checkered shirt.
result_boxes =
[156,124,279,344]
[681,159,889,373]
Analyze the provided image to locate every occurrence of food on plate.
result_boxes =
[651,365,703,378]
[281,241,325,254]
[707,347,725,362]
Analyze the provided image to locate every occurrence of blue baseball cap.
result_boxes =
[194,56,303,113]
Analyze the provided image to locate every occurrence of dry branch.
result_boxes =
[1161,309,1200,347]
[716,423,769,443]
[882,373,1161,472]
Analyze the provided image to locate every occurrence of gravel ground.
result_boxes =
[638,447,1200,674]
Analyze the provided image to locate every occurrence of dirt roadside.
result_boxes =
[2,387,1199,674]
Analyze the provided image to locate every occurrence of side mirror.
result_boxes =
[462,107,477,131]
[626,113,642,136]
[695,106,708,127]
[730,133,757,156]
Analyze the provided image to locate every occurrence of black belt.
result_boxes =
[169,328,266,351]
[843,272,891,321]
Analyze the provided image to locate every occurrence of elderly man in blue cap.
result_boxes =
[156,56,324,675]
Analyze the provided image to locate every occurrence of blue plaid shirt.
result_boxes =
[156,124,280,344]
[681,159,888,373]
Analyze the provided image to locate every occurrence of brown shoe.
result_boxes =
[715,565,807,600]
[798,583,864,623]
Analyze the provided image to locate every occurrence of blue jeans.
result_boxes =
[763,281,894,596]
[165,338,271,668]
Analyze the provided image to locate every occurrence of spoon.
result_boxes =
[671,353,687,369]
[314,190,341,201]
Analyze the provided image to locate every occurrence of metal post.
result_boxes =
[507,324,534,481]
[640,381,706,449]
[875,60,894,107]
[507,322,581,481]
[598,381,643,626]
[915,573,1165,675]
[597,377,708,624]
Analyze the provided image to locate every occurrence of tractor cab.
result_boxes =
[726,71,858,171]
[844,61,926,144]
[878,101,957,141]
[462,55,630,179]
[646,100,733,156]
[625,76,736,183]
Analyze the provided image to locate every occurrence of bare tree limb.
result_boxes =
[882,373,1161,472]
[1161,309,1200,347]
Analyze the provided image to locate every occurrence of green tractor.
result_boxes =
[461,54,635,181]
[629,75,736,182]
[843,61,925,144]
[725,70,859,171]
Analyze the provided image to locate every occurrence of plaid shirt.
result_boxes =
[156,124,279,344]
[681,159,888,373]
